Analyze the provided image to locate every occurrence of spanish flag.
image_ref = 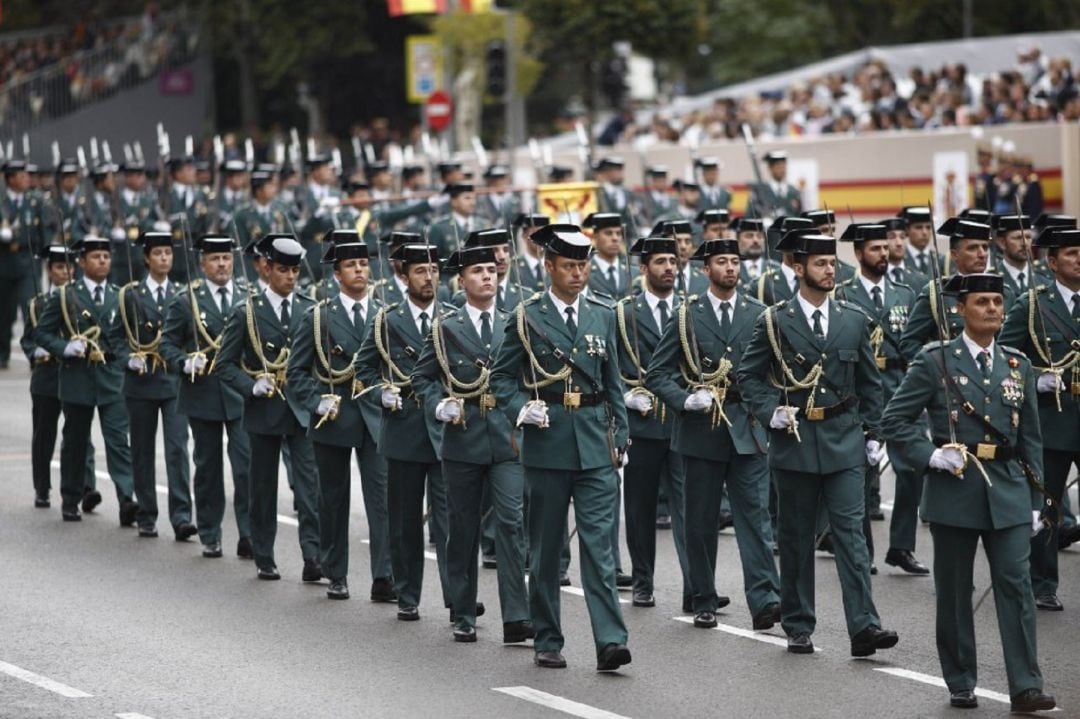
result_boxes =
[387,0,447,16]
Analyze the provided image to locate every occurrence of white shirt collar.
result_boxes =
[961,331,995,370]
[593,254,619,274]
[406,297,435,326]
[122,188,138,204]
[464,301,495,335]
[706,289,738,316]
[339,292,367,318]
[262,286,293,313]
[643,290,675,312]
[393,275,408,296]
[145,276,168,295]
[524,253,542,272]
[82,276,105,295]
[7,189,23,202]
[1055,280,1079,310]
[796,292,829,328]
[1001,262,1027,284]
[742,257,764,273]
[858,272,885,297]
[547,289,580,321]
[206,278,234,295]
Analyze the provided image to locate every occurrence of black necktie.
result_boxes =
[280,298,290,327]
[917,253,928,274]
[497,285,505,309]
[677,270,686,294]
[218,287,229,313]
[93,285,103,305]
[607,265,618,290]
[812,309,824,341]
[1017,272,1026,293]
[480,310,492,346]
[419,311,430,337]
[564,306,577,335]
[1073,295,1080,320]
[156,286,165,306]
[657,299,670,329]
[892,268,903,284]
[977,349,990,377]
[871,286,883,311]
[352,301,363,328]
[719,301,732,334]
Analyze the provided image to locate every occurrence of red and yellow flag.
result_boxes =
[387,0,447,17]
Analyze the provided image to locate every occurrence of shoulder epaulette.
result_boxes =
[685,293,700,304]
[923,340,947,352]
[586,293,613,307]
[295,293,316,304]
[523,293,543,306]
[1001,344,1029,359]
[189,278,203,289]
[742,293,766,309]
[383,301,402,311]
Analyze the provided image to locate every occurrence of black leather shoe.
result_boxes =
[615,572,633,588]
[371,577,397,603]
[257,565,280,581]
[655,513,672,529]
[682,596,693,614]
[884,548,930,575]
[718,509,734,531]
[236,536,253,559]
[118,499,138,527]
[450,602,486,624]
[327,578,349,600]
[138,525,158,538]
[869,510,885,521]
[596,643,631,671]
[850,625,899,657]
[453,626,477,643]
[34,494,50,508]
[481,554,497,569]
[817,533,835,554]
[1035,594,1064,611]
[61,507,81,522]
[694,611,717,628]
[870,563,878,576]
[534,650,566,668]
[787,633,814,654]
[302,558,323,582]
[397,606,419,621]
[949,689,978,709]
[1058,523,1080,550]
[752,602,781,631]
[716,594,731,609]
[174,522,197,542]
[81,489,102,513]
[632,590,655,607]
[559,575,571,586]
[503,620,536,644]
[1009,688,1055,713]
[202,542,223,558]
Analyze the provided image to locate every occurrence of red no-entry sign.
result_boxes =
[425,90,453,132]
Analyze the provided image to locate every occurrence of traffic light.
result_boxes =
[485,40,507,100]
[601,56,628,108]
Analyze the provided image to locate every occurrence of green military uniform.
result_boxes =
[647,276,779,622]
[901,277,968,361]
[637,189,676,226]
[427,214,480,263]
[597,183,636,229]
[490,251,631,662]
[411,298,529,633]
[33,267,136,519]
[215,269,320,575]
[476,191,521,229]
[739,257,786,304]
[511,253,548,296]
[885,262,927,290]
[738,275,886,642]
[882,325,1046,699]
[1,183,49,366]
[159,268,252,553]
[232,200,290,281]
[699,183,732,212]
[746,182,801,218]
[333,200,435,284]
[110,271,192,535]
[297,181,341,280]
[52,188,90,246]
[115,176,167,286]
[587,254,631,302]
[163,181,211,285]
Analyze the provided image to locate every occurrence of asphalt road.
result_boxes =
[0,352,1077,719]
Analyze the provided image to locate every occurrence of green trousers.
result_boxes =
[387,459,450,610]
[887,447,924,553]
[188,416,250,545]
[623,437,689,598]
[444,458,528,629]
[776,466,880,638]
[686,454,780,616]
[31,393,96,498]
[127,396,192,531]
[1030,449,1080,597]
[930,522,1043,696]
[525,466,628,655]
[247,432,320,570]
[59,401,133,510]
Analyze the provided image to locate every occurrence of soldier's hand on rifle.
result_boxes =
[624,391,653,413]
[63,339,86,358]
[252,376,276,397]
[516,401,549,428]
[929,446,965,474]
[769,405,800,429]
[1036,372,1062,393]
[32,347,49,360]
[127,356,146,373]
[683,388,713,413]
[435,398,461,423]
[865,439,886,466]
[381,386,403,410]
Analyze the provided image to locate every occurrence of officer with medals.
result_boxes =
[1001,227,1080,612]
[411,244,532,644]
[646,235,780,628]
[160,234,253,559]
[34,235,138,525]
[834,224,928,575]
[746,151,802,218]
[215,235,321,581]
[584,213,630,301]
[882,272,1055,713]
[738,232,898,657]
[355,243,452,621]
[286,230,395,602]
[490,223,631,671]
[510,213,550,295]
[110,231,194,539]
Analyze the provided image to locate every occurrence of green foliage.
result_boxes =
[430,10,543,100]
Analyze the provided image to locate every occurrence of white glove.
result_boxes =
[127,356,146,373]
[32,347,49,360]
[619,448,630,468]
[435,397,461,423]
[624,391,653,413]
[1031,510,1044,538]
[0,226,12,242]
[153,220,171,232]
[426,194,450,210]
[381,386,403,410]
[865,439,886,466]
[769,406,800,429]
[683,388,713,412]
[516,402,549,427]
[110,226,126,241]
[315,396,337,417]
[320,195,341,209]
[182,355,207,375]
[63,339,86,358]
[252,376,275,397]
[1036,372,1061,393]
[929,446,965,474]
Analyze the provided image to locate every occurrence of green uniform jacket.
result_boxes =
[22,291,59,397]
[745,182,801,218]
[0,190,48,279]
[163,183,211,284]
[511,254,547,296]
[448,281,525,313]
[34,280,125,406]
[615,294,676,441]
[110,279,183,401]
[588,256,631,301]
[646,293,768,459]
[886,264,927,290]
[490,292,629,471]
[636,190,676,225]
[834,276,916,398]
[737,298,884,474]
[739,259,786,305]
[881,338,1043,530]
[215,290,315,434]
[427,214,477,260]
[159,279,247,422]
[286,295,382,447]
[51,190,90,245]
[999,286,1080,451]
[900,277,968,361]
[476,193,521,228]
[698,185,732,211]
[411,304,517,464]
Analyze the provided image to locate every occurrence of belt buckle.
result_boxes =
[875,356,887,370]
[563,392,581,410]
[480,393,496,410]
[976,443,997,461]
[714,387,727,403]
[1071,381,1080,398]
[807,407,825,421]
[88,349,105,364]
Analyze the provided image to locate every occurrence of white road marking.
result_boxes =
[116,713,157,719]
[493,686,630,719]
[360,538,436,561]
[872,667,1026,706]
[879,501,894,511]
[560,584,630,604]
[671,615,816,650]
[0,660,92,698]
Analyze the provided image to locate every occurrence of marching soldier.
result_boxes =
[738,232,898,657]
[510,213,550,295]
[803,209,855,282]
[159,234,253,559]
[695,158,732,211]
[163,155,211,285]
[834,224,927,575]
[355,243,452,621]
[490,223,631,671]
[110,231,194,539]
[758,217,815,306]
[584,213,630,301]
[733,217,781,301]
[83,162,139,287]
[613,236,692,611]
[994,214,1049,306]
[654,181,702,225]
[2,158,51,369]
[695,209,730,243]
[746,151,801,218]
[646,236,779,628]
[595,157,635,228]
[898,206,938,278]
[881,217,927,288]
[637,166,675,226]
[449,229,526,311]
[34,236,138,525]
[411,245,532,643]
[118,159,169,279]
[232,171,289,281]
[51,159,88,246]
[215,236,321,581]
[297,154,340,266]
[1000,227,1080,612]
[655,220,707,298]
[286,231,395,602]
[216,159,250,232]
[476,165,520,228]
[428,184,481,260]
[882,273,1055,713]
[1016,155,1044,220]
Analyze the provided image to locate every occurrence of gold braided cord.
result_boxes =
[431,315,488,398]
[59,284,105,364]
[29,295,39,327]
[763,306,824,417]
[676,300,733,429]
[312,301,357,387]
[1026,288,1080,411]
[372,306,412,388]
[615,299,662,420]
[242,299,289,386]
[189,287,223,353]
[118,284,166,374]
[869,324,886,366]
[515,303,570,390]
[756,272,768,304]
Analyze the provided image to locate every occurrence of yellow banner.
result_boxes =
[536,182,598,225]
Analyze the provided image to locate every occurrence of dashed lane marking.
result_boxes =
[493,686,631,719]
[0,660,92,698]
[671,615,819,651]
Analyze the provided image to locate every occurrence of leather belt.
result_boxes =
[876,357,907,371]
[933,439,1016,462]
[463,393,497,409]
[538,389,603,409]
[803,395,857,421]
